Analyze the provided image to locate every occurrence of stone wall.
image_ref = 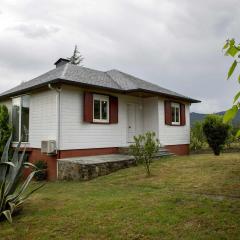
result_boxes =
[57,157,136,181]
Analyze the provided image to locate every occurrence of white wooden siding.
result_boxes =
[29,90,57,148]
[158,99,190,145]
[0,86,190,149]
[143,97,190,145]
[60,85,143,150]
[143,97,159,138]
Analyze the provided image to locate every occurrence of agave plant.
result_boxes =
[0,136,44,223]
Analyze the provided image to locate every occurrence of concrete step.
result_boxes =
[118,147,130,155]
[119,147,175,158]
[154,147,175,158]
[154,152,175,158]
[158,148,169,152]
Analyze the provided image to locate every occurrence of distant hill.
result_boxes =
[190,111,240,126]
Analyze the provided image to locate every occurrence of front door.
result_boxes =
[127,103,136,142]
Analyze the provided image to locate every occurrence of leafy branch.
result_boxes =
[222,38,240,137]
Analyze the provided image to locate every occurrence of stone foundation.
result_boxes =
[57,154,136,181]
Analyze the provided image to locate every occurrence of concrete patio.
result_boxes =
[57,154,136,181]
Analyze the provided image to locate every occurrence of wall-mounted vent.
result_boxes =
[41,140,57,155]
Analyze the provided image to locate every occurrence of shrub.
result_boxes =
[190,121,206,150]
[224,125,236,149]
[202,115,230,155]
[129,132,160,176]
[34,160,48,181]
[0,105,11,156]
[0,136,44,223]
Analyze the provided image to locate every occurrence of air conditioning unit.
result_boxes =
[41,140,57,155]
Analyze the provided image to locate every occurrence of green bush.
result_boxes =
[203,115,230,155]
[129,132,160,176]
[224,125,235,149]
[0,136,44,223]
[34,160,48,181]
[0,105,11,156]
[190,121,206,150]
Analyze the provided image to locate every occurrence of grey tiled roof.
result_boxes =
[0,63,200,102]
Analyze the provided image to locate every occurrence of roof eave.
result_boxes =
[126,88,201,103]
[0,79,60,100]
[0,79,201,104]
[0,78,125,100]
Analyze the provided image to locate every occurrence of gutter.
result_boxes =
[48,83,62,158]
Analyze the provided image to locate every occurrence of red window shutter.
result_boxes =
[109,96,118,124]
[164,100,171,125]
[84,92,93,122]
[180,103,186,126]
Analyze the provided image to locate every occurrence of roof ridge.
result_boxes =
[105,71,124,90]
[70,64,107,74]
[60,63,69,78]
[108,69,153,86]
[111,69,188,98]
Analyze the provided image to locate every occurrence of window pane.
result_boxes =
[12,98,21,142]
[176,107,179,122]
[171,107,175,122]
[101,101,108,120]
[94,100,100,119]
[21,95,30,142]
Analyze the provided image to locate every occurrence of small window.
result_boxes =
[93,94,109,123]
[171,102,180,125]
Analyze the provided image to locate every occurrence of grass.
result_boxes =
[191,141,240,154]
[1,153,240,240]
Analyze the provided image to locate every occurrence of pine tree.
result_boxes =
[69,45,84,65]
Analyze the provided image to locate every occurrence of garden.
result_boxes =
[1,153,240,239]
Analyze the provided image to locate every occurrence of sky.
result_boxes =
[0,0,240,113]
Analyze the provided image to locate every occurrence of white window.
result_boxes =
[93,94,109,123]
[171,102,180,125]
[12,95,30,142]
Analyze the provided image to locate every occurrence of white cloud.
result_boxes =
[0,0,240,113]
[8,23,60,38]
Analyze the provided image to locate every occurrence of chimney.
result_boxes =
[54,58,70,68]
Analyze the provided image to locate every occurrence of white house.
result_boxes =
[0,58,200,180]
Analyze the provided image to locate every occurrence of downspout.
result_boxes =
[48,83,62,159]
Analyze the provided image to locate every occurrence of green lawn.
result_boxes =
[1,153,240,240]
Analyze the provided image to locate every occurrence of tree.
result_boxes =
[222,39,240,134]
[202,115,230,156]
[224,124,240,149]
[69,45,84,65]
[190,121,206,150]
[0,105,11,156]
[129,132,160,176]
